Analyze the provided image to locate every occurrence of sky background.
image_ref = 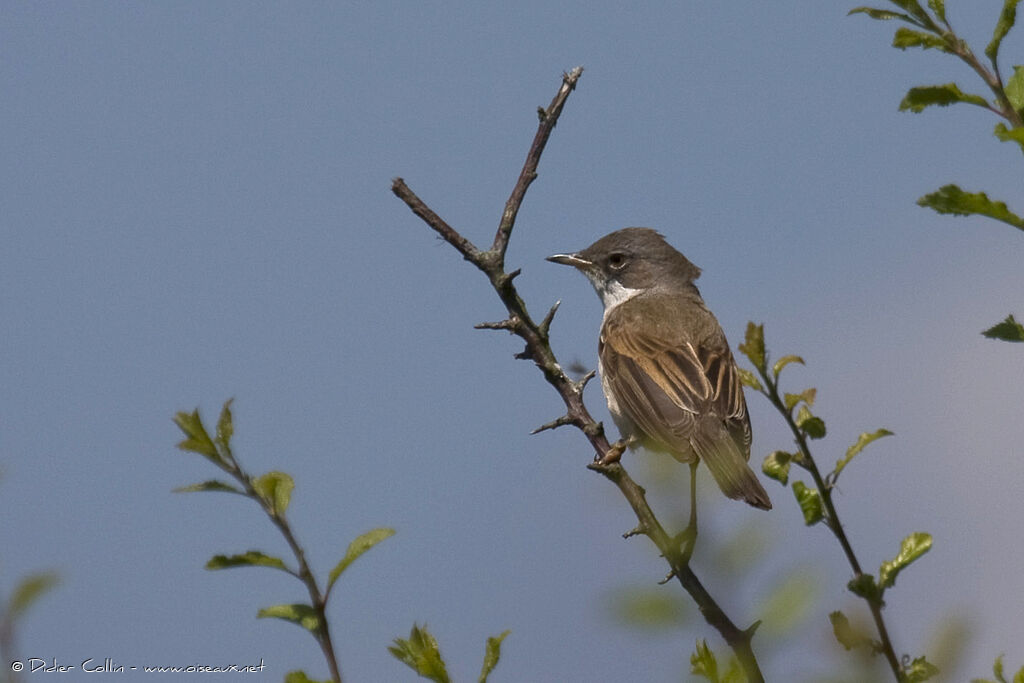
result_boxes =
[2,2,1023,682]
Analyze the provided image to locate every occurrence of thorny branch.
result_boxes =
[391,67,765,682]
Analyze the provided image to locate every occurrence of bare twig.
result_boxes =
[392,67,765,682]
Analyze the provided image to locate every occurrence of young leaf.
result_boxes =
[8,572,59,618]
[792,481,825,526]
[1004,66,1024,113]
[829,610,873,651]
[889,0,930,22]
[893,27,950,51]
[206,551,291,573]
[762,451,792,485]
[994,123,1024,154]
[389,624,451,683]
[284,672,326,683]
[327,527,396,592]
[833,428,894,480]
[928,0,946,23]
[879,532,933,589]
[253,471,295,516]
[847,573,883,604]
[903,655,941,682]
[215,398,234,454]
[173,409,220,461]
[690,640,720,682]
[478,630,510,683]
[987,0,1023,61]
[784,387,817,412]
[772,354,804,379]
[983,314,1024,341]
[257,603,321,634]
[848,7,915,22]
[899,84,989,112]
[738,322,766,373]
[795,405,827,439]
[736,367,764,392]
[917,185,1024,231]
[173,479,243,494]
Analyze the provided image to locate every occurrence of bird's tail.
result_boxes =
[691,421,772,510]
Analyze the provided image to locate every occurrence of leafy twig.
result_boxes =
[739,323,934,682]
[392,67,765,682]
[174,400,395,683]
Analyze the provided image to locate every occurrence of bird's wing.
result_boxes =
[599,302,751,459]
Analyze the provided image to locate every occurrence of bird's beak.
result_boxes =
[546,253,592,269]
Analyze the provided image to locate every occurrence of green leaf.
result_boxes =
[205,551,291,573]
[848,7,915,22]
[904,655,941,682]
[928,0,946,22]
[847,573,883,604]
[9,572,59,618]
[1004,66,1024,113]
[879,532,933,589]
[784,387,817,412]
[917,184,1024,231]
[327,527,396,592]
[215,398,234,454]
[173,408,220,460]
[829,610,873,651]
[772,354,804,379]
[987,0,1022,60]
[736,367,764,392]
[792,481,825,526]
[994,122,1024,154]
[982,314,1024,342]
[690,640,719,682]
[389,624,451,683]
[257,603,321,634]
[762,451,792,485]
[738,322,766,373]
[478,630,510,683]
[900,84,990,113]
[284,671,327,683]
[253,471,295,516]
[833,428,894,480]
[173,479,244,494]
[608,587,690,630]
[893,27,950,51]
[795,405,826,439]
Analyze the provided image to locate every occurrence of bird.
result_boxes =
[547,228,771,533]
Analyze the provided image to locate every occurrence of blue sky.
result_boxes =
[2,2,1022,681]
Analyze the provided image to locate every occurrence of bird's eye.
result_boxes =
[608,252,626,269]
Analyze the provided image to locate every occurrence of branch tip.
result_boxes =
[474,319,516,332]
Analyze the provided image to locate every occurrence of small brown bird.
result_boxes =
[548,228,771,515]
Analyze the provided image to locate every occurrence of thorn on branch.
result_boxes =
[743,620,763,639]
[623,524,646,539]
[538,300,561,337]
[575,369,597,393]
[514,344,535,361]
[658,569,677,585]
[531,414,575,435]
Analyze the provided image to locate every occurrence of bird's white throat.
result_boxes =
[590,277,644,319]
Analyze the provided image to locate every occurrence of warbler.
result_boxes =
[548,228,771,511]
